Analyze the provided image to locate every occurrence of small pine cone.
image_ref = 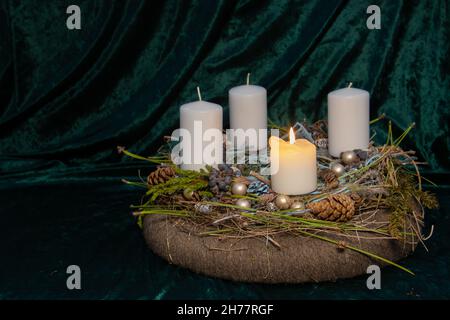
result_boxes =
[258,193,276,204]
[265,202,278,212]
[311,119,327,131]
[312,131,326,140]
[319,169,339,189]
[310,121,328,140]
[147,166,176,185]
[306,194,355,222]
[314,138,328,149]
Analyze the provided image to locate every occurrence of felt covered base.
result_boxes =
[142,211,417,283]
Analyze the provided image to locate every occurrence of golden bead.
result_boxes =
[231,182,247,196]
[236,198,251,209]
[330,162,345,176]
[183,189,194,200]
[341,150,358,165]
[275,195,291,209]
[290,202,305,210]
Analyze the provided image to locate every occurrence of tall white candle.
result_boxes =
[328,85,370,157]
[229,74,267,150]
[270,128,317,195]
[179,88,223,171]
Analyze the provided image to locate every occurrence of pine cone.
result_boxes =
[306,194,355,222]
[319,169,339,189]
[147,166,176,185]
[314,138,328,149]
[258,193,276,204]
[310,120,328,140]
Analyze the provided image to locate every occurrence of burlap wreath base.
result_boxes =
[143,211,417,283]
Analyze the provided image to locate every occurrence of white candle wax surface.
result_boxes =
[269,132,317,195]
[327,87,370,157]
[179,100,223,171]
[229,85,267,150]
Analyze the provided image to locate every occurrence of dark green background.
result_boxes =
[0,0,449,299]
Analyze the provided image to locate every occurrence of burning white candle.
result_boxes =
[270,128,317,195]
[179,87,223,171]
[328,84,370,157]
[229,73,267,150]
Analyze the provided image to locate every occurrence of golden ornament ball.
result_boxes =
[275,195,291,209]
[236,198,251,209]
[183,189,194,200]
[341,150,358,165]
[290,201,305,210]
[330,162,345,176]
[231,182,247,196]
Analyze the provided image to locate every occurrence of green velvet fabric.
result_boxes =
[0,0,449,299]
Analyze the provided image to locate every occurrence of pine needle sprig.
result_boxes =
[146,174,209,202]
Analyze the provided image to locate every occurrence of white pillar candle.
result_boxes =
[179,88,223,171]
[269,128,317,195]
[229,74,267,150]
[327,85,370,157]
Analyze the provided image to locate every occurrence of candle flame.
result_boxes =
[289,127,295,144]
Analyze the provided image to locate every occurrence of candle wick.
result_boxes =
[197,86,202,101]
[348,82,353,88]
[289,127,295,144]
[246,73,251,85]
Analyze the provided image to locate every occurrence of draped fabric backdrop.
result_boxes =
[0,0,449,299]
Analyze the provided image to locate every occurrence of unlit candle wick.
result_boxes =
[197,86,202,101]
